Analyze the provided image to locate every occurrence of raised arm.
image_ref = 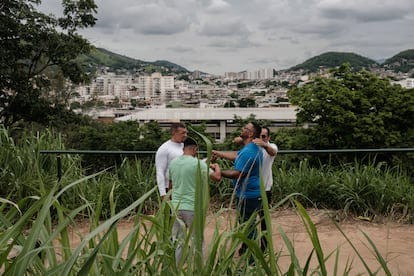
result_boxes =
[212,150,238,161]
[253,138,277,156]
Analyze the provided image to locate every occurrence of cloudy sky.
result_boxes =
[41,0,414,75]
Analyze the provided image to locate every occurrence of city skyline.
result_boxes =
[41,0,414,75]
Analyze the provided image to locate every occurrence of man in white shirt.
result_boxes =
[252,126,278,250]
[155,122,187,199]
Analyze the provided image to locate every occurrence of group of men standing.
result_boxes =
[155,122,278,262]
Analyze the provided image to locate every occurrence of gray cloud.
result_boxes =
[199,19,250,37]
[206,0,231,13]
[167,46,195,53]
[206,36,262,50]
[40,0,414,74]
[93,0,197,35]
[318,0,414,22]
[246,57,280,66]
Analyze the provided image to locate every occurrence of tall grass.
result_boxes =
[0,176,395,275]
[1,125,412,221]
[0,126,82,200]
[0,126,404,274]
[274,159,413,222]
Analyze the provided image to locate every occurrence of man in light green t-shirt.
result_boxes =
[169,137,221,264]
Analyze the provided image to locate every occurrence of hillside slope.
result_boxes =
[382,49,414,73]
[79,48,189,74]
[289,52,378,72]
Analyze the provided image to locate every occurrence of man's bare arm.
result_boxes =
[212,150,238,161]
[209,163,222,182]
[253,138,277,156]
[221,169,242,179]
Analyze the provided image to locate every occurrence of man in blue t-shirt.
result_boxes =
[217,122,263,256]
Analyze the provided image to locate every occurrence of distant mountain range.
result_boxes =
[381,49,414,73]
[289,49,414,73]
[80,47,414,75]
[288,52,377,72]
[78,48,189,74]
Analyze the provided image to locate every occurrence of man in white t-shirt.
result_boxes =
[155,122,187,199]
[252,126,278,250]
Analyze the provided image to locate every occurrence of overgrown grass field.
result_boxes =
[0,127,412,274]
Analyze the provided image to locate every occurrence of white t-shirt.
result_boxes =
[261,142,278,191]
[155,140,183,196]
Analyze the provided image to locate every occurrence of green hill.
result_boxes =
[289,52,378,72]
[382,49,414,73]
[152,60,189,73]
[79,47,189,74]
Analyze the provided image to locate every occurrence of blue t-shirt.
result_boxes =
[233,142,263,199]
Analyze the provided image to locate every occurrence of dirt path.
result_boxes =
[71,209,414,274]
[205,208,414,274]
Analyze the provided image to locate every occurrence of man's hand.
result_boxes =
[210,163,220,171]
[209,163,222,181]
[233,136,243,145]
[253,138,266,147]
[212,150,237,161]
[211,150,220,161]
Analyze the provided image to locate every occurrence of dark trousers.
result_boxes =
[259,191,272,250]
[236,197,262,255]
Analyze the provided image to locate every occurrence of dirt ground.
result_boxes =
[72,208,414,275]
[204,208,414,275]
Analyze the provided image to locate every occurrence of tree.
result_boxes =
[0,0,97,126]
[288,64,414,148]
[237,97,256,107]
[224,101,236,108]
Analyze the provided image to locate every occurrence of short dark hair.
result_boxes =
[250,122,261,138]
[183,137,197,148]
[170,122,186,134]
[262,126,271,137]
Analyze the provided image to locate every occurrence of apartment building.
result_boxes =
[224,68,274,80]
[137,72,174,102]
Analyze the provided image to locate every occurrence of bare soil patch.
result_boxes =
[69,208,414,274]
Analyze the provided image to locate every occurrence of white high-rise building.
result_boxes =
[137,73,174,102]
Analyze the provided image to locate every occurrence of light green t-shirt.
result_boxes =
[169,155,208,211]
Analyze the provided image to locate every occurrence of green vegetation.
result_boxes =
[78,48,189,74]
[237,97,257,107]
[1,2,413,272]
[382,49,414,73]
[0,178,396,274]
[289,52,378,72]
[79,48,144,71]
[0,127,409,274]
[152,60,189,73]
[1,126,412,221]
[288,64,414,149]
[273,159,413,220]
[0,0,97,127]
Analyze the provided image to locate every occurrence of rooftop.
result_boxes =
[114,107,297,122]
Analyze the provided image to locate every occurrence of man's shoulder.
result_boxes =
[269,142,278,150]
[156,140,175,152]
[170,156,205,170]
[157,140,168,149]
[244,142,261,153]
[238,143,261,160]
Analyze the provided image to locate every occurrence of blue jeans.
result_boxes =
[236,197,262,255]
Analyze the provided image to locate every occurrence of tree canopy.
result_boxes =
[288,64,414,148]
[0,0,97,126]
